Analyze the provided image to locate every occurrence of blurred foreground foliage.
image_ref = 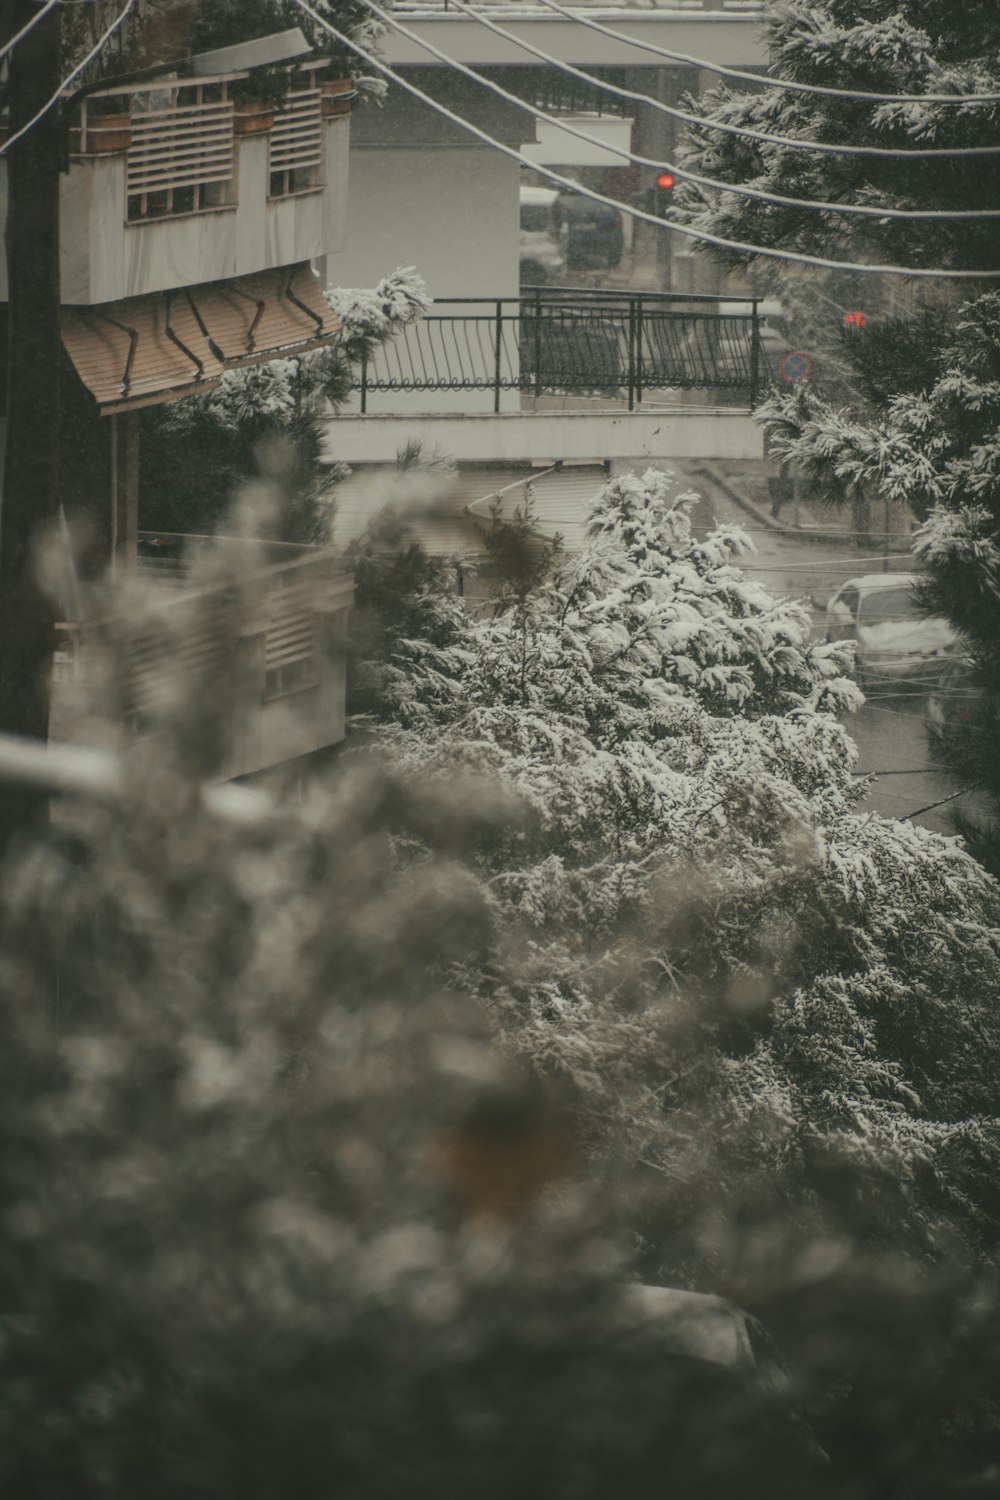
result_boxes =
[2,469,999,1496]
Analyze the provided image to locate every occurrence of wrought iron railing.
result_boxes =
[353,289,764,413]
[518,65,630,119]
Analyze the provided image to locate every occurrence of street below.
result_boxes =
[679,463,970,838]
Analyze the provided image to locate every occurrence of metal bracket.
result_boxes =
[164,290,204,379]
[223,281,266,353]
[283,268,324,335]
[90,308,139,397]
[184,289,226,365]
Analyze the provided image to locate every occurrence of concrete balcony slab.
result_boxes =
[325,406,764,466]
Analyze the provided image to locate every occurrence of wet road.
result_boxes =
[680,466,970,838]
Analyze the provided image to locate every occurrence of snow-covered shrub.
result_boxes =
[326,266,431,354]
[356,467,1000,1274]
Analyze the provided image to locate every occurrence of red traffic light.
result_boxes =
[844,310,867,329]
[656,172,676,191]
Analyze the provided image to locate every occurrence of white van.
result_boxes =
[519,185,567,286]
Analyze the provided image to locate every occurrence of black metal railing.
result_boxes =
[518,65,631,119]
[353,289,764,414]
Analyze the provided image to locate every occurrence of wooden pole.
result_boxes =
[112,411,139,570]
[0,0,63,850]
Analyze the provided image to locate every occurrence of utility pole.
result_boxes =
[0,0,63,852]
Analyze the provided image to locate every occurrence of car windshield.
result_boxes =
[520,205,552,232]
[859,587,922,623]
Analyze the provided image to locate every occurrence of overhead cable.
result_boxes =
[0,0,137,158]
[440,0,1000,221]
[527,0,1000,107]
[0,0,61,68]
[295,1,1000,279]
[739,553,915,571]
[856,769,949,776]
[902,784,976,821]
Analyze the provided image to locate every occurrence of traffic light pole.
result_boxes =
[0,0,63,852]
[654,68,678,295]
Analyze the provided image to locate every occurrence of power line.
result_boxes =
[440,0,1000,222]
[657,544,914,571]
[855,768,945,776]
[0,0,60,68]
[297,1,1000,279]
[902,784,976,821]
[0,0,137,159]
[386,0,1000,158]
[526,0,1000,107]
[740,524,920,549]
[857,691,972,707]
[739,552,914,569]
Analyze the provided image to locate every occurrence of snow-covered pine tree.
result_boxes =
[356,468,1000,1277]
[674,0,1000,277]
[674,0,1000,869]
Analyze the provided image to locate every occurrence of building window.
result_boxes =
[263,573,320,700]
[268,88,324,198]
[126,80,236,223]
[264,656,320,700]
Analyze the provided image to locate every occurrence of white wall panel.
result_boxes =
[326,145,520,301]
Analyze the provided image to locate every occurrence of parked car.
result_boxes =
[825,573,958,686]
[616,1284,788,1391]
[615,1285,827,1474]
[556,191,624,271]
[519,185,566,286]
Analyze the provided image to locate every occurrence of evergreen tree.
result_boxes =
[674,0,1000,869]
[675,0,1000,278]
[350,466,1000,1486]
[357,468,1000,1273]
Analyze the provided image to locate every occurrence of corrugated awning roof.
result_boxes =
[61,263,340,415]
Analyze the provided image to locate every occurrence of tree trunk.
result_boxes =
[0,0,62,851]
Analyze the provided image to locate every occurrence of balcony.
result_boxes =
[0,64,352,306]
[378,4,767,68]
[352,289,767,412]
[51,537,354,780]
[327,288,768,468]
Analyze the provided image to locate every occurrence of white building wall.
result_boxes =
[0,116,353,305]
[379,13,767,68]
[325,409,765,466]
[327,144,519,301]
[523,115,635,169]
